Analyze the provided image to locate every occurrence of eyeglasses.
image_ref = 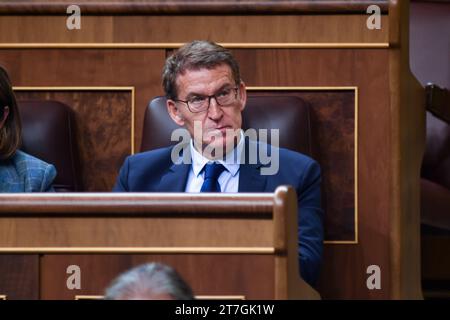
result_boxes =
[174,87,239,113]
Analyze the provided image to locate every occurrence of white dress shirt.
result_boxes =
[185,131,244,193]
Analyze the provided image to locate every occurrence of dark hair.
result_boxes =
[104,262,195,300]
[162,40,241,100]
[0,66,21,160]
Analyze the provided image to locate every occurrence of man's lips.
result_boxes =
[207,126,233,132]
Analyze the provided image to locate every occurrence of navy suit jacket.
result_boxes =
[113,139,323,286]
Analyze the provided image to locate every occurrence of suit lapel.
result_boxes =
[238,162,267,192]
[158,162,190,192]
[157,144,191,192]
[238,138,267,192]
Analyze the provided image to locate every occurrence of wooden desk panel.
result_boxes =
[0,188,318,300]
[40,254,275,300]
[0,255,39,300]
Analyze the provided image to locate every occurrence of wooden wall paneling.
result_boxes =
[0,255,39,299]
[0,15,388,44]
[297,91,355,242]
[111,15,389,44]
[0,216,273,248]
[388,0,424,299]
[40,254,275,300]
[14,89,132,191]
[246,89,356,243]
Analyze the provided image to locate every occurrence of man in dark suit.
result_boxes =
[114,40,323,286]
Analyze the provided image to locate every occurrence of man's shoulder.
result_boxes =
[124,145,182,172]
[248,139,316,167]
[278,145,313,161]
[127,145,174,163]
[114,144,188,192]
[273,145,319,179]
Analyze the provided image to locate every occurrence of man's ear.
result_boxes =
[238,81,247,111]
[0,106,9,129]
[166,100,185,126]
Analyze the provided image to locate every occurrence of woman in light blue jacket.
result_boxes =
[0,66,56,192]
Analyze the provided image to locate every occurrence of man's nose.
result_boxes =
[207,97,223,120]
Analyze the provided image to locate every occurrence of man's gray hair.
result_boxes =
[162,40,241,100]
[104,262,194,300]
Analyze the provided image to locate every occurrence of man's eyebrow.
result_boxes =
[184,91,204,99]
[184,83,234,99]
[215,83,234,92]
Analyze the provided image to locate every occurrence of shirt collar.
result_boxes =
[190,130,244,178]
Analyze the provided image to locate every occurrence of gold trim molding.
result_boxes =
[196,295,246,300]
[75,295,103,300]
[247,86,359,245]
[13,86,136,155]
[74,294,246,300]
[0,247,276,254]
[0,43,390,49]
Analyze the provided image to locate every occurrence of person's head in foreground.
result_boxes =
[104,262,195,300]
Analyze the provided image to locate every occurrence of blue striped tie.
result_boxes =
[200,163,226,192]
